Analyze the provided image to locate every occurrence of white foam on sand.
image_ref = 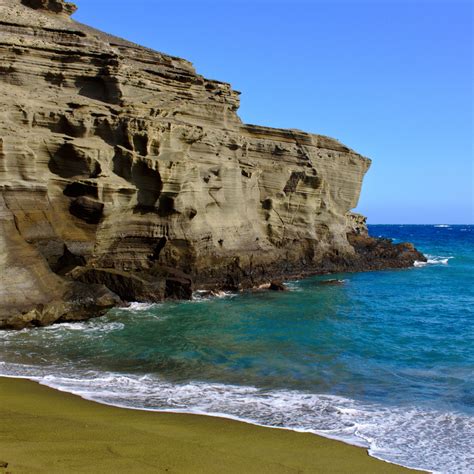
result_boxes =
[0,364,472,473]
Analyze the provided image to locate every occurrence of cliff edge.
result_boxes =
[0,0,425,328]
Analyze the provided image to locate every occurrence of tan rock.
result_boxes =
[0,0,425,328]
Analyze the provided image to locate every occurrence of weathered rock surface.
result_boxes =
[0,0,425,328]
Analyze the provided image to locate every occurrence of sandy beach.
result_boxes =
[0,376,418,473]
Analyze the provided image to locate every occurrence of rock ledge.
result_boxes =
[21,0,77,16]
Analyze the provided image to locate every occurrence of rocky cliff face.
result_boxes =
[0,0,425,328]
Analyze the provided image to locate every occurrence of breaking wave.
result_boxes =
[414,255,454,267]
[0,366,472,473]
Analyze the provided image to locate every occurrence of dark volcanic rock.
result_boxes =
[269,281,287,291]
[69,266,192,302]
[348,234,427,270]
[0,0,426,328]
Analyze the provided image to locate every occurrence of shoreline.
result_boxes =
[0,255,424,331]
[1,231,426,331]
[0,375,422,473]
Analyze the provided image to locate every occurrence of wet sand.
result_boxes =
[0,377,418,473]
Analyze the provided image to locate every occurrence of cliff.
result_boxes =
[0,0,425,329]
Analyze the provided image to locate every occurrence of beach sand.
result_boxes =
[0,377,417,473]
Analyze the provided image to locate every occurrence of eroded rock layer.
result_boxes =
[0,0,425,328]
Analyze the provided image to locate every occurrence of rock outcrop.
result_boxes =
[0,0,425,329]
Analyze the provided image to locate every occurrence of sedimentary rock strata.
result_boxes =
[0,0,425,328]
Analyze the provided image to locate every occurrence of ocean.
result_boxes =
[1,225,473,473]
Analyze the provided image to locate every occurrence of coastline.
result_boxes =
[0,376,420,473]
[1,230,426,331]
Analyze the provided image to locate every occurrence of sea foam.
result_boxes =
[0,365,471,473]
[414,255,453,267]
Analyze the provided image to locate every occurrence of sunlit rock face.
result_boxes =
[0,0,425,328]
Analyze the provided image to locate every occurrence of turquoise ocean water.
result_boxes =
[1,225,473,473]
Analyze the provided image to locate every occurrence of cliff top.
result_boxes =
[20,0,77,16]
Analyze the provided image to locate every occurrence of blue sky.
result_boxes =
[73,0,472,224]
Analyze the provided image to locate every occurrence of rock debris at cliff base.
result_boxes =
[0,0,426,329]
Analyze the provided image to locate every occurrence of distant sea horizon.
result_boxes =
[1,224,473,473]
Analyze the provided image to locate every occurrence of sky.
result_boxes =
[73,0,473,224]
